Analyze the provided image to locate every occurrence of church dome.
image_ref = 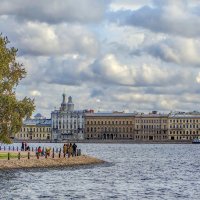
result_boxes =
[34,113,44,119]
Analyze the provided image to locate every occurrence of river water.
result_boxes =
[0,143,200,200]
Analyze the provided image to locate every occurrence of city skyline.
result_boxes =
[1,0,200,117]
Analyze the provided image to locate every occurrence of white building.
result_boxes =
[15,114,51,141]
[51,94,85,141]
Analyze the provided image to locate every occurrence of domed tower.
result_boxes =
[67,96,74,112]
[60,93,67,111]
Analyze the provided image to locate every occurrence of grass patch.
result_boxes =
[0,152,34,159]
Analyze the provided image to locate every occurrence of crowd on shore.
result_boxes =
[20,141,78,158]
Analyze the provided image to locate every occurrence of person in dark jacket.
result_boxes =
[72,143,77,156]
[63,144,67,157]
[21,141,25,151]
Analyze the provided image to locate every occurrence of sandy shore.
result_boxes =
[0,155,105,170]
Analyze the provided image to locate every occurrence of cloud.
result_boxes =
[135,37,200,67]
[196,72,200,83]
[90,54,187,87]
[110,0,200,38]
[0,0,109,24]
[18,52,189,90]
[3,19,99,57]
[109,0,152,11]
[30,90,41,97]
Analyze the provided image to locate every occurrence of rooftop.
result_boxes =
[23,118,51,126]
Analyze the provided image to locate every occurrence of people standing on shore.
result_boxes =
[63,144,67,157]
[25,142,27,151]
[45,147,51,156]
[66,143,69,154]
[38,146,42,156]
[68,143,73,158]
[41,147,45,156]
[72,143,77,156]
[26,145,30,151]
[21,141,25,151]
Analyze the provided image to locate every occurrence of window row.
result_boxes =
[21,127,51,132]
[87,120,133,125]
[16,133,51,138]
[170,124,200,128]
[169,130,199,135]
[87,127,133,133]
[169,119,199,123]
[87,133,132,138]
[135,119,167,123]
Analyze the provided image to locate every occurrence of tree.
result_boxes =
[0,34,35,143]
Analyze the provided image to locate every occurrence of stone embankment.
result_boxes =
[0,155,105,170]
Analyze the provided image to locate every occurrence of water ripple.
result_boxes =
[1,143,200,199]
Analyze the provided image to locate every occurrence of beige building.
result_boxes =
[85,111,168,141]
[168,112,200,141]
[85,112,135,140]
[15,114,52,141]
[135,111,168,141]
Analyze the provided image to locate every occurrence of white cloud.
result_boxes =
[30,90,41,97]
[196,72,200,83]
[112,0,200,38]
[0,0,108,23]
[16,22,99,57]
[143,37,200,67]
[110,0,152,11]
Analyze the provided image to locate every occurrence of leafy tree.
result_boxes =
[0,35,35,143]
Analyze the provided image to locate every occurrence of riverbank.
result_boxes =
[0,155,105,170]
[13,139,193,144]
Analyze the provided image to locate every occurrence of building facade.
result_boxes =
[85,111,200,141]
[15,114,51,141]
[168,112,200,141]
[135,111,168,141]
[85,112,135,140]
[51,94,85,141]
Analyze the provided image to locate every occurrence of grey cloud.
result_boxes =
[135,37,200,67]
[90,89,105,98]
[20,53,188,89]
[110,0,200,38]
[110,0,152,11]
[90,54,188,87]
[0,0,109,24]
[0,18,99,57]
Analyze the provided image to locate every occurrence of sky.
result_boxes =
[1,0,200,117]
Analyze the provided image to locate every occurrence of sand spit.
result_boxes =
[0,155,105,170]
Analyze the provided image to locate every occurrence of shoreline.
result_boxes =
[0,155,105,170]
[12,139,193,144]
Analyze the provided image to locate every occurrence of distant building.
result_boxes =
[85,112,135,140]
[15,114,51,141]
[34,113,45,120]
[135,112,168,141]
[51,94,85,141]
[168,112,200,140]
[85,111,168,141]
[85,110,200,141]
[15,98,200,142]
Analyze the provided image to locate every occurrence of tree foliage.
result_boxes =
[0,35,35,143]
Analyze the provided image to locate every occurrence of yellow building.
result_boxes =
[85,111,168,141]
[85,112,135,140]
[135,111,168,141]
[15,114,52,141]
[168,112,200,141]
